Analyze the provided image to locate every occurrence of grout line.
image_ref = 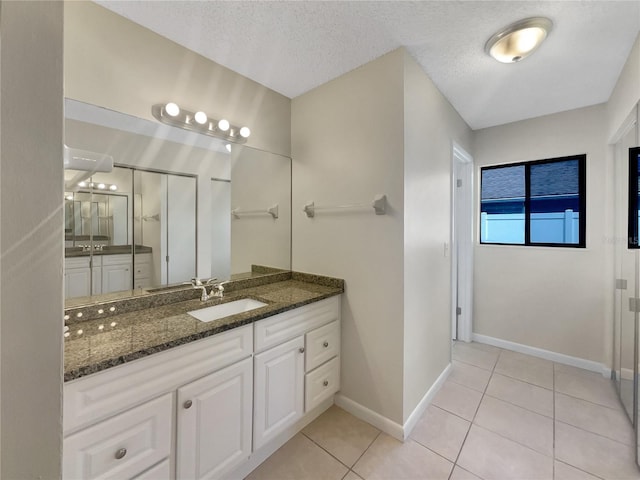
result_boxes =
[554,459,607,480]
[348,430,382,476]
[554,418,635,447]
[301,431,354,471]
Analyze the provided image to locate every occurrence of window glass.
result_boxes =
[480,165,525,244]
[629,147,640,249]
[530,159,581,244]
[480,155,585,247]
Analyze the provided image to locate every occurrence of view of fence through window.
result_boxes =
[480,156,585,247]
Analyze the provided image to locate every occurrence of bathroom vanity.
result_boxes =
[63,272,343,480]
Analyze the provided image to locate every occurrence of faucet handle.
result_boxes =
[191,277,202,286]
[204,277,219,285]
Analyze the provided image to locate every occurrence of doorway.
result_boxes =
[451,143,474,341]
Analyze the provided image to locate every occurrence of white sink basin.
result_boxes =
[188,298,268,323]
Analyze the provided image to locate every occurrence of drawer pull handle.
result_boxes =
[323,341,329,348]
[184,400,193,409]
[115,448,127,460]
[299,347,305,354]
[323,380,329,387]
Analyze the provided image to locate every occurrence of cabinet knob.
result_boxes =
[114,448,127,460]
[184,400,193,409]
[323,380,329,387]
[323,341,329,348]
[299,347,305,354]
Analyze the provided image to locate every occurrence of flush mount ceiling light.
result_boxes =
[485,17,553,63]
[152,103,251,144]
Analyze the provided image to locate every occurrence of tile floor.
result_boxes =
[245,341,640,480]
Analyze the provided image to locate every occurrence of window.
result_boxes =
[629,147,640,249]
[480,155,586,247]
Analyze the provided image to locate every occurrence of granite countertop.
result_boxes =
[64,275,343,382]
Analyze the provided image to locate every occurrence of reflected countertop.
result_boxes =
[65,245,153,258]
[64,273,343,382]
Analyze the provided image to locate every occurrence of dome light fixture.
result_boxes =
[239,126,251,138]
[217,119,230,131]
[164,102,180,117]
[194,111,208,125]
[485,17,553,63]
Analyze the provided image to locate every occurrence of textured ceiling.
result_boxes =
[95,1,640,130]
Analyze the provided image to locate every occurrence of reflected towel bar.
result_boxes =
[232,204,279,219]
[303,194,386,218]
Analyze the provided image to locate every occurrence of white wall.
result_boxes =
[402,51,472,420]
[473,104,608,364]
[64,1,291,157]
[1,1,64,477]
[292,50,406,424]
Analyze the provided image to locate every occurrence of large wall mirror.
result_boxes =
[64,99,291,306]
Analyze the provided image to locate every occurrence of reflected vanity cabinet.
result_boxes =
[63,295,341,480]
[64,253,152,298]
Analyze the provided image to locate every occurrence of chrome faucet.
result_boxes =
[191,277,226,301]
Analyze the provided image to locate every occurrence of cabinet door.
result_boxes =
[102,263,132,294]
[253,336,304,450]
[92,266,102,295]
[176,357,252,480]
[65,267,91,298]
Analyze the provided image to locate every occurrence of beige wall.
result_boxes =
[1,1,64,477]
[607,32,640,142]
[473,104,608,363]
[402,51,472,420]
[292,50,406,424]
[64,1,291,157]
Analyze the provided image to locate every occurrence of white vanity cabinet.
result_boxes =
[64,295,341,480]
[253,297,341,450]
[134,253,152,289]
[65,257,92,298]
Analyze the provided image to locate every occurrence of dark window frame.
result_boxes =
[628,147,640,249]
[480,154,587,248]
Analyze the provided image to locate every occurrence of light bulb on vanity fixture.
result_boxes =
[151,103,251,144]
[485,17,553,63]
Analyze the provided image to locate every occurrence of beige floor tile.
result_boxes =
[555,421,640,480]
[474,395,553,456]
[353,433,453,480]
[494,350,554,389]
[431,380,483,421]
[465,342,503,354]
[457,425,553,480]
[453,342,499,370]
[449,360,492,392]
[555,369,621,410]
[342,471,363,480]
[554,460,601,480]
[246,433,348,480]
[555,392,634,445]
[450,466,483,480]
[410,405,470,462]
[486,372,553,417]
[302,406,380,467]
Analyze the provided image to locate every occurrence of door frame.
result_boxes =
[451,143,474,342]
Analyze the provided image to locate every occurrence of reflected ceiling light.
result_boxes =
[109,185,117,191]
[78,181,87,187]
[225,144,232,152]
[65,195,73,201]
[152,103,251,145]
[485,17,553,63]
[97,183,106,190]
[164,102,180,117]
[194,111,208,125]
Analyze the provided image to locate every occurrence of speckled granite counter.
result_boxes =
[64,274,343,382]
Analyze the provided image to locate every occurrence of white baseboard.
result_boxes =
[402,363,452,439]
[472,333,610,378]
[335,363,452,441]
[334,394,405,441]
[621,367,634,381]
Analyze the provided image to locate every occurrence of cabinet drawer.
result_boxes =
[134,262,151,278]
[64,324,252,434]
[63,393,172,480]
[132,459,170,480]
[102,254,132,266]
[66,256,91,268]
[305,356,340,412]
[254,296,340,352]
[305,320,340,372]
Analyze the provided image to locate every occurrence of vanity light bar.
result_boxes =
[151,103,251,144]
